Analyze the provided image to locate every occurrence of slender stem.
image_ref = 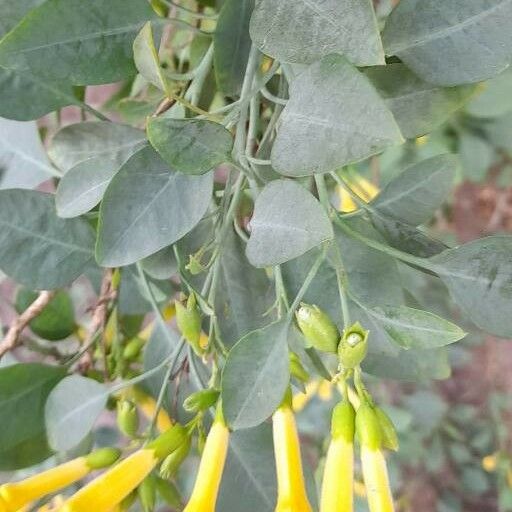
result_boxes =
[336,264,351,327]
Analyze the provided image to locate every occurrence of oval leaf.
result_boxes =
[0,363,66,470]
[45,375,108,452]
[250,0,384,66]
[0,189,95,289]
[247,180,333,267]
[271,54,403,176]
[96,146,213,267]
[147,118,233,175]
[221,319,290,430]
[382,0,512,86]
[430,236,512,338]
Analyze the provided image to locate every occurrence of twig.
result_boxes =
[0,291,56,358]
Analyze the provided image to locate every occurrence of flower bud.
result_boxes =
[183,389,220,412]
[117,400,139,438]
[331,400,356,442]
[175,294,203,356]
[375,407,399,452]
[155,477,182,509]
[138,474,157,512]
[148,424,189,460]
[160,436,191,479]
[85,448,122,470]
[338,322,369,369]
[295,303,339,353]
[123,337,145,361]
[356,401,382,451]
[289,353,310,383]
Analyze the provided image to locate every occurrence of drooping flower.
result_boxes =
[183,409,229,512]
[320,400,356,512]
[356,402,395,512]
[61,424,187,512]
[0,448,120,512]
[273,396,312,512]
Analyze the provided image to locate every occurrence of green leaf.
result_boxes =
[218,423,277,512]
[96,146,213,267]
[0,363,66,470]
[0,0,45,37]
[0,190,95,289]
[49,121,146,172]
[371,154,458,226]
[214,0,254,97]
[363,305,466,350]
[0,66,76,121]
[365,63,475,139]
[0,118,56,189]
[0,0,156,85]
[459,132,495,182]
[249,0,384,66]
[382,0,512,86]
[45,375,108,452]
[15,288,76,341]
[485,112,512,153]
[215,228,275,348]
[55,158,119,218]
[141,246,178,280]
[221,319,290,430]
[466,68,512,118]
[271,54,403,176]
[147,118,233,175]
[430,236,512,338]
[133,22,168,92]
[246,180,333,267]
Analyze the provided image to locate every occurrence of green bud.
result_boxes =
[148,423,189,460]
[331,400,356,443]
[295,303,339,353]
[160,436,191,478]
[85,447,122,469]
[289,352,310,383]
[185,253,206,275]
[117,399,140,438]
[183,389,220,412]
[356,401,382,451]
[375,407,399,451]
[175,294,203,356]
[123,337,145,361]
[138,474,157,512]
[155,477,182,509]
[338,322,369,369]
[111,268,122,290]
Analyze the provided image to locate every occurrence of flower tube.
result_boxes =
[272,396,312,512]
[356,402,395,512]
[320,401,355,512]
[61,424,187,512]
[0,448,120,512]
[183,410,229,512]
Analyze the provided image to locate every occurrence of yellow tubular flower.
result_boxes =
[129,387,174,433]
[356,402,395,512]
[0,449,120,512]
[183,413,230,512]
[272,400,312,512]
[61,425,187,512]
[320,401,356,512]
[337,175,379,213]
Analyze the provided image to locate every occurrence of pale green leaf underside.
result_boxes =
[383,0,512,86]
[250,0,384,66]
[247,180,333,267]
[45,375,108,452]
[96,147,213,267]
[271,55,403,176]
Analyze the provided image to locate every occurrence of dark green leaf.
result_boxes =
[141,246,178,280]
[366,63,475,139]
[214,0,254,97]
[222,319,290,430]
[271,55,403,176]
[0,0,156,85]
[246,180,333,267]
[96,147,213,267]
[0,363,66,470]
[45,375,108,452]
[15,288,76,341]
[0,190,95,289]
[250,0,384,66]
[466,68,512,118]
[147,118,233,175]
[430,236,512,337]
[382,0,512,86]
[0,0,45,37]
